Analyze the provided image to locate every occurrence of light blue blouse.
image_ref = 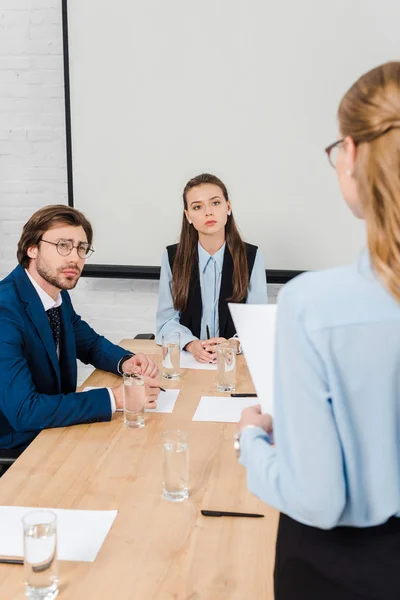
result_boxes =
[156,242,268,349]
[240,250,400,529]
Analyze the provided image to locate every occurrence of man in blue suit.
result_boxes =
[0,205,160,450]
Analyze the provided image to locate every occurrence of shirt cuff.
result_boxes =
[108,388,116,414]
[230,334,243,354]
[117,353,134,375]
[181,334,198,351]
[238,425,273,467]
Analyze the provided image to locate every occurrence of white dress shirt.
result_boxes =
[156,242,268,349]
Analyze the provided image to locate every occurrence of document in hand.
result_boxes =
[228,304,277,415]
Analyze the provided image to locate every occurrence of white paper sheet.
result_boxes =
[180,351,217,370]
[192,396,259,423]
[0,506,117,562]
[229,304,277,415]
[145,388,180,412]
[83,387,180,413]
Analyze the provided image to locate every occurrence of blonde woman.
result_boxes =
[237,62,400,599]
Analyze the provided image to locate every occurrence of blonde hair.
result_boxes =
[338,61,400,301]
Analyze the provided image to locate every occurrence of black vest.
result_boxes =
[167,243,258,339]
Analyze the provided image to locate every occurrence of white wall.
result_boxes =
[66,0,381,271]
[0,0,281,384]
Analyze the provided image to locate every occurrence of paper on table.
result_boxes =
[0,506,117,562]
[229,304,277,415]
[145,388,180,412]
[192,396,259,423]
[83,387,180,413]
[180,351,217,370]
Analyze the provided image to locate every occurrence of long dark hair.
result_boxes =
[172,173,249,312]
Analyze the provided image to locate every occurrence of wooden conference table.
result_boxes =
[0,340,278,599]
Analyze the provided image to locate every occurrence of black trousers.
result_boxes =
[274,513,400,600]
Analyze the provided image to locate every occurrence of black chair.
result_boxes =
[0,448,23,477]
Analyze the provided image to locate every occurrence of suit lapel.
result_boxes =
[14,266,61,387]
[189,248,202,339]
[218,245,234,337]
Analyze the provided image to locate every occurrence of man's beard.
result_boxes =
[36,255,81,290]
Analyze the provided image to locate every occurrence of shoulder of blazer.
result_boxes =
[242,243,258,280]
[0,268,18,301]
[244,242,258,255]
[1,265,31,305]
[166,244,179,270]
[0,267,29,331]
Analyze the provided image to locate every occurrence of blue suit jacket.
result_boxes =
[0,266,129,449]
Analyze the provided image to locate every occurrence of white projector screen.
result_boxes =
[64,0,400,274]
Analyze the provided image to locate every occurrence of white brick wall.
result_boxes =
[0,0,282,384]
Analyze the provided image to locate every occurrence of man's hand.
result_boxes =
[143,376,161,409]
[238,405,273,435]
[122,353,158,378]
[112,384,124,410]
[112,376,162,412]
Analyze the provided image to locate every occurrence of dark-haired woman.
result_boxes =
[156,173,268,363]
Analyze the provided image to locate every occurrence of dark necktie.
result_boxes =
[46,306,61,348]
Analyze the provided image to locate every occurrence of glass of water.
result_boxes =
[23,510,58,600]
[123,372,145,428]
[216,340,236,392]
[162,430,189,502]
[161,332,180,380]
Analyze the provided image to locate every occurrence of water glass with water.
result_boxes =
[216,340,236,392]
[162,430,189,502]
[123,372,145,428]
[23,510,58,600]
[162,332,180,380]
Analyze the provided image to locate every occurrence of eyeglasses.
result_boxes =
[40,239,95,259]
[324,138,344,168]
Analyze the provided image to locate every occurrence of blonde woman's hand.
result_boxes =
[238,405,273,435]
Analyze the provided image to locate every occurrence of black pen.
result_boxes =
[231,393,257,398]
[205,325,216,362]
[0,557,23,565]
[159,387,166,392]
[201,510,264,518]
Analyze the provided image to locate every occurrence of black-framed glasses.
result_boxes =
[40,238,95,259]
[324,138,344,168]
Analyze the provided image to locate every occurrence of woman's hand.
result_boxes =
[203,337,227,352]
[185,340,215,363]
[238,405,273,435]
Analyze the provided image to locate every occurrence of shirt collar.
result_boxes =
[25,269,62,311]
[198,241,226,274]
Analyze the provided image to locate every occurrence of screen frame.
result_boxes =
[61,0,303,284]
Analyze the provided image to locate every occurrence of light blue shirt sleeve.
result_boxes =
[156,250,198,350]
[239,282,346,530]
[246,249,268,304]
